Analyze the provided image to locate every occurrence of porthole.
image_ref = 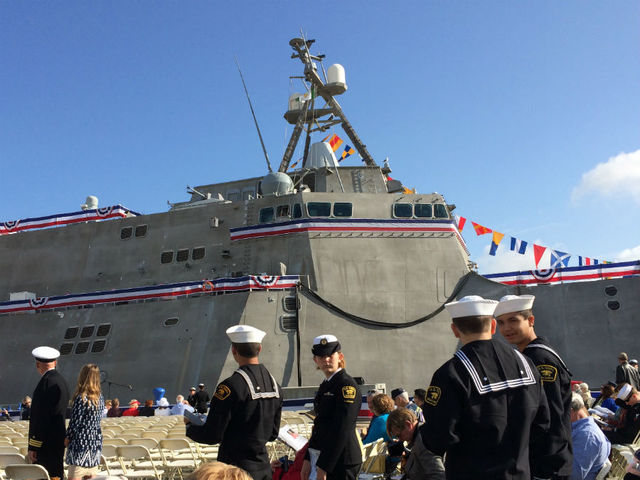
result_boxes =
[91,340,106,353]
[283,296,299,312]
[120,227,133,240]
[60,343,74,355]
[135,225,148,237]
[605,286,618,297]
[176,249,189,262]
[607,301,620,311]
[192,247,205,260]
[64,327,79,340]
[280,315,298,331]
[164,317,179,327]
[161,251,174,264]
[80,326,95,338]
[75,342,90,354]
[96,324,111,337]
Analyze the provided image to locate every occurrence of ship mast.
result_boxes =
[278,37,376,172]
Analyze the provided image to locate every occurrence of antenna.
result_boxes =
[234,56,272,173]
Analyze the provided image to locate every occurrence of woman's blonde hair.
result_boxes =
[188,461,252,480]
[73,364,101,407]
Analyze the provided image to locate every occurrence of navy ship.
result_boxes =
[1,37,638,404]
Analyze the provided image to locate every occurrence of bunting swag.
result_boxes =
[0,275,300,315]
[483,260,640,286]
[0,205,139,235]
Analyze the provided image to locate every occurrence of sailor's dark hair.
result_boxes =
[452,315,492,334]
[232,342,261,358]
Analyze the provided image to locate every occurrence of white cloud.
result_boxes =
[614,245,640,262]
[571,149,640,204]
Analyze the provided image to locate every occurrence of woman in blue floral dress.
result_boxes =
[65,364,104,480]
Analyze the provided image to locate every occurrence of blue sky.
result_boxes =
[1,1,639,273]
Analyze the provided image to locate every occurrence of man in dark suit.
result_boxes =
[28,346,70,480]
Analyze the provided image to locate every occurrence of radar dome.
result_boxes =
[81,196,98,210]
[325,64,347,95]
[261,172,294,197]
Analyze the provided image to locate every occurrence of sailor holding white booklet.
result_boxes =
[301,334,362,480]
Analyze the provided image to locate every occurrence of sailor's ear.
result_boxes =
[490,318,497,335]
[528,315,535,327]
[258,344,262,354]
[450,323,461,339]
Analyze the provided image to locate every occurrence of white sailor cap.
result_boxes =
[31,346,60,362]
[157,397,170,407]
[312,334,341,356]
[616,383,633,402]
[494,295,535,317]
[226,325,266,344]
[444,295,498,319]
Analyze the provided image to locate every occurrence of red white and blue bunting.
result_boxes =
[0,275,299,315]
[484,260,640,286]
[230,218,469,254]
[0,205,140,235]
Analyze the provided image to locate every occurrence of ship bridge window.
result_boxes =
[259,207,275,223]
[307,202,331,217]
[414,204,433,218]
[293,203,303,219]
[227,190,240,202]
[192,247,205,260]
[434,204,449,218]
[393,203,413,218]
[333,202,353,217]
[135,225,148,237]
[161,251,174,264]
[120,227,133,240]
[276,205,290,218]
[176,249,189,262]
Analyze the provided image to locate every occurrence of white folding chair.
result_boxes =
[158,439,199,479]
[116,445,164,480]
[0,453,27,468]
[0,448,19,455]
[4,464,50,480]
[594,458,611,480]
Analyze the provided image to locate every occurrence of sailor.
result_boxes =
[194,383,210,414]
[301,335,362,480]
[186,325,282,480]
[420,296,550,480]
[495,294,573,480]
[187,386,197,408]
[28,346,70,480]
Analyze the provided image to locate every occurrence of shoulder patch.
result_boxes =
[425,386,441,407]
[214,384,231,400]
[537,364,558,382]
[342,385,356,402]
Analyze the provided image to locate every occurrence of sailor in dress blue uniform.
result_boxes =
[420,296,550,480]
[186,325,282,480]
[302,335,362,480]
[496,295,573,480]
[28,346,70,480]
